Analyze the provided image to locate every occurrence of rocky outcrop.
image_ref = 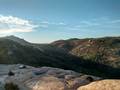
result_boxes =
[2,64,120,90]
[26,76,67,90]
[77,80,120,90]
[0,64,100,90]
[24,67,100,90]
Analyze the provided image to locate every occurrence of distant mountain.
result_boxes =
[51,37,120,68]
[5,35,30,46]
[0,37,81,71]
[5,35,66,53]
[51,38,83,51]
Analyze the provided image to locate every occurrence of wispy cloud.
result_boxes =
[109,20,120,24]
[39,24,48,28]
[36,18,120,32]
[40,21,50,24]
[58,22,66,25]
[39,21,66,27]
[42,18,120,32]
[0,15,38,34]
[73,18,120,31]
[80,21,100,26]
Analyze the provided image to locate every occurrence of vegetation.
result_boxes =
[4,82,19,90]
[8,71,15,76]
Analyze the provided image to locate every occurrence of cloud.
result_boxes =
[0,15,37,34]
[109,20,120,24]
[65,18,120,32]
[58,22,66,25]
[40,21,66,26]
[40,21,50,24]
[39,24,48,28]
[80,21,100,26]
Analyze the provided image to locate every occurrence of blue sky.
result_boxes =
[0,0,120,43]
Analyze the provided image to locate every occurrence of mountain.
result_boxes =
[51,37,120,68]
[5,35,31,46]
[0,36,82,71]
[0,36,120,78]
[51,38,83,52]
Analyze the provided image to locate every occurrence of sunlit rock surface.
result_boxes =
[77,80,120,90]
[0,64,100,90]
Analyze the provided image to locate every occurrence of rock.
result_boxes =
[66,75,100,90]
[32,67,79,78]
[77,79,120,90]
[25,76,68,90]
[25,67,100,90]
[0,64,101,90]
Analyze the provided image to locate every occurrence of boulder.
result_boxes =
[77,79,120,90]
[25,76,68,90]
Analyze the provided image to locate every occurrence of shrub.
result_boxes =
[8,71,15,76]
[86,76,94,82]
[4,82,19,90]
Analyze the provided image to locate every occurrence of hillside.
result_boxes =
[51,38,83,52]
[0,37,82,71]
[51,37,120,68]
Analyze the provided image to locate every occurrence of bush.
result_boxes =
[86,76,94,82]
[8,71,15,76]
[4,82,19,90]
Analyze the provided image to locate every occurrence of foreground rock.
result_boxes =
[24,67,100,90]
[0,64,100,90]
[77,80,120,90]
[26,76,67,90]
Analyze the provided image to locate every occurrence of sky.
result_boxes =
[0,0,120,43]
